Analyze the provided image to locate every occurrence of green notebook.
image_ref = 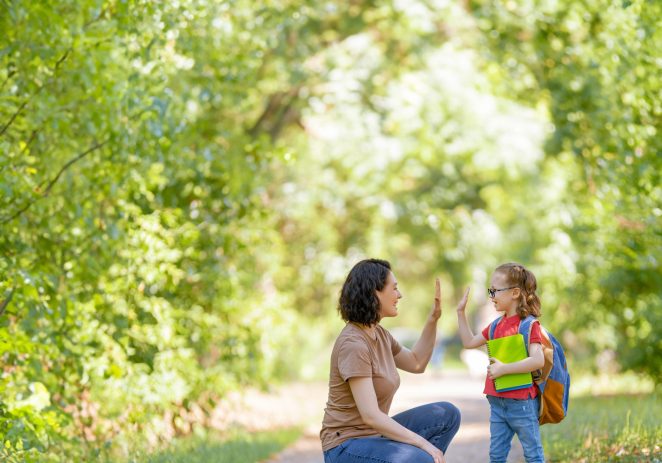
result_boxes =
[486,334,533,392]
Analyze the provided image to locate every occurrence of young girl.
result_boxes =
[456,263,546,463]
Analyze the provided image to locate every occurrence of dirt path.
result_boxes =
[264,371,525,463]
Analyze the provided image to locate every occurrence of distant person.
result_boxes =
[456,262,546,463]
[320,258,464,463]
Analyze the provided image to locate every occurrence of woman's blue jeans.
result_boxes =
[486,395,545,463]
[323,402,461,463]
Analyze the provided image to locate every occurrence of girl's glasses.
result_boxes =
[488,286,517,298]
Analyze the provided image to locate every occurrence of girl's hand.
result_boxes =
[456,287,471,313]
[420,440,446,463]
[487,358,506,379]
[428,278,442,322]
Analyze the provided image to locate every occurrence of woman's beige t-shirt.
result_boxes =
[319,323,402,451]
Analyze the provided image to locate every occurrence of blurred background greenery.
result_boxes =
[0,0,660,461]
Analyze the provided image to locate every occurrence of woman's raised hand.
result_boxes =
[429,278,442,322]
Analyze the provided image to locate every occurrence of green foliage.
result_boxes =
[1,0,660,460]
[541,393,661,462]
[1,0,305,458]
[467,0,662,379]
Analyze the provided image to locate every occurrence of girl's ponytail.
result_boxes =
[495,262,541,318]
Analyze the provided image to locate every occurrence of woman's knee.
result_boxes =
[435,401,461,428]
[416,402,461,435]
[392,401,461,435]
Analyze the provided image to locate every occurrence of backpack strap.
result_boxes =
[518,315,537,354]
[488,317,501,340]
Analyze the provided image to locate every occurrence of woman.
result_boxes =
[320,258,466,463]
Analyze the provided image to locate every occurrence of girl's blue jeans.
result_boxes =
[486,395,545,463]
[323,401,460,463]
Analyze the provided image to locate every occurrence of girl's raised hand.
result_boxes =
[456,287,471,313]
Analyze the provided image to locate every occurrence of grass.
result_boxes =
[133,428,301,463]
[542,392,661,462]
[571,371,656,396]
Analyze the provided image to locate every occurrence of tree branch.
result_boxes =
[0,69,16,92]
[0,100,28,137]
[0,4,105,127]
[249,86,302,140]
[1,128,42,209]
[1,138,110,224]
[0,48,71,138]
[0,288,15,317]
[43,138,109,196]
[84,6,109,28]
[249,91,287,137]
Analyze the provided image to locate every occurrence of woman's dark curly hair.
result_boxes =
[338,258,391,325]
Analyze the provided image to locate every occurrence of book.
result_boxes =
[486,333,533,392]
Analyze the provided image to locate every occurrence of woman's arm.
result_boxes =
[455,288,486,349]
[488,342,545,378]
[395,279,441,373]
[348,377,445,463]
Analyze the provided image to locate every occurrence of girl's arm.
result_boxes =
[455,288,486,349]
[488,343,544,378]
[348,377,445,463]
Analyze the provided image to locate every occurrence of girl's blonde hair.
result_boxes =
[495,262,541,318]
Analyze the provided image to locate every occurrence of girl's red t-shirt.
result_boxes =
[481,314,542,399]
